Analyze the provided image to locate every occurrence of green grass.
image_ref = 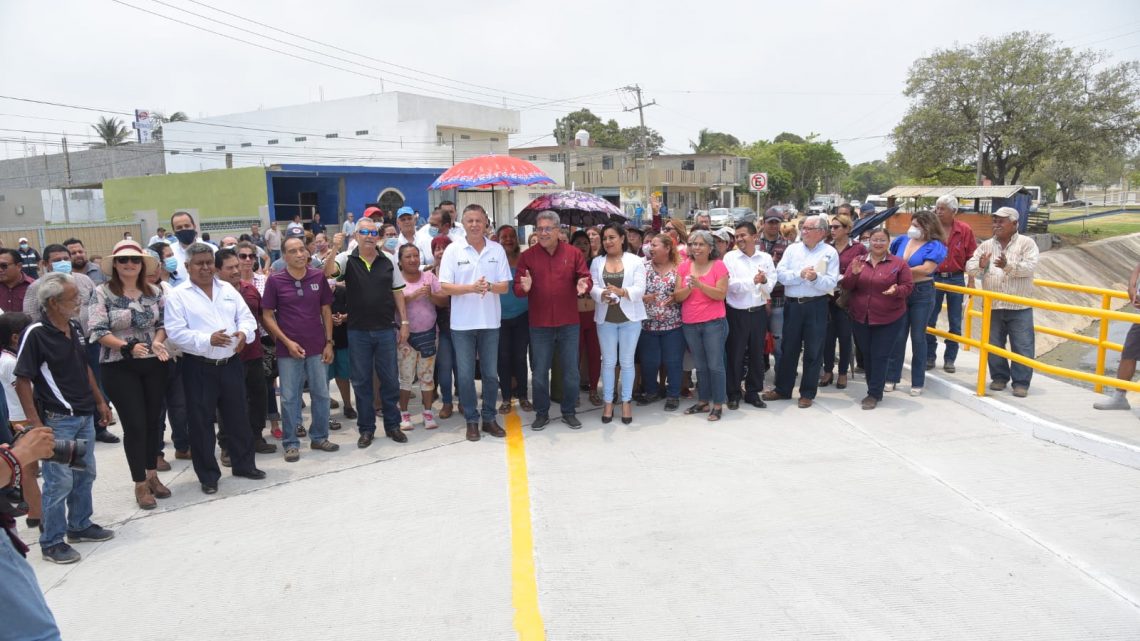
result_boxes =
[1049,213,1140,238]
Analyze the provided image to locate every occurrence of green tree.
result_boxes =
[153,110,189,142]
[623,125,664,157]
[892,31,1140,185]
[553,108,622,147]
[90,116,131,147]
[773,132,806,145]
[840,160,901,199]
[738,137,847,207]
[690,128,741,153]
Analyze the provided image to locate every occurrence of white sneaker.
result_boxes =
[422,411,438,429]
[910,387,923,397]
[1093,391,1130,410]
[884,383,896,392]
[399,412,413,431]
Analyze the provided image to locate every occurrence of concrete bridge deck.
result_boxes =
[22,352,1140,640]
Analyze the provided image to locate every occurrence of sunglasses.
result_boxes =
[358,229,380,237]
[0,263,11,269]
[829,224,844,230]
[114,256,143,265]
[238,253,256,260]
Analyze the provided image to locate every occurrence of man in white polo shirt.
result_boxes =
[438,204,512,442]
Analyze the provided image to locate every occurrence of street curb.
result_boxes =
[908,366,1140,471]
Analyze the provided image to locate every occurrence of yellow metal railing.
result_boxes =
[932,281,1140,396]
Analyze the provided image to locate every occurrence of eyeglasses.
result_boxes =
[357,229,380,237]
[664,227,676,232]
[0,263,11,269]
[114,256,143,265]
[238,253,256,260]
[535,226,557,234]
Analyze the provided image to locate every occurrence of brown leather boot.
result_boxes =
[146,473,172,499]
[135,482,157,510]
[482,420,506,438]
[466,422,480,442]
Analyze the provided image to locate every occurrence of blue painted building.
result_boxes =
[268,164,445,226]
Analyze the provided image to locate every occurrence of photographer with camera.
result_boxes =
[1,424,63,639]
[15,272,114,565]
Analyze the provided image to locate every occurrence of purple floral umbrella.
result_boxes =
[517,191,627,227]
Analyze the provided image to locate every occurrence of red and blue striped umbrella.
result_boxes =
[429,154,555,190]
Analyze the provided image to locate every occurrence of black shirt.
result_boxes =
[336,250,404,331]
[14,319,96,416]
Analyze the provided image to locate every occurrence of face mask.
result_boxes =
[428,226,440,238]
[175,229,197,245]
[384,238,398,251]
[315,243,328,253]
[907,226,922,240]
[164,257,179,273]
[642,243,652,255]
[19,243,28,250]
[51,260,72,274]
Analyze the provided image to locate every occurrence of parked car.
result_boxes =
[709,208,734,228]
[730,207,757,224]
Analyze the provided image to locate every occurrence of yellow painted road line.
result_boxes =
[505,410,545,640]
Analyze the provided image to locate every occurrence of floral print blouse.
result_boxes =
[642,263,682,332]
[89,284,166,364]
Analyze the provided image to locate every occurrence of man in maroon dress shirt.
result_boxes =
[926,195,977,373]
[514,211,591,431]
[0,249,34,314]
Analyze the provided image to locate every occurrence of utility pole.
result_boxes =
[62,137,72,186]
[61,137,72,223]
[975,99,986,186]
[623,85,657,228]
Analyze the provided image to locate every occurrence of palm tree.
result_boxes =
[154,111,189,141]
[90,116,132,147]
[690,128,741,154]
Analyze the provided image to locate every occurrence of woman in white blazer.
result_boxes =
[590,224,647,424]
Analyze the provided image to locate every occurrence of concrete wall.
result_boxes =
[103,167,268,222]
[0,188,47,226]
[0,143,166,189]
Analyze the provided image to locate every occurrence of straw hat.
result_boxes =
[102,239,159,275]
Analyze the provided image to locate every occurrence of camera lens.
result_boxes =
[50,439,88,470]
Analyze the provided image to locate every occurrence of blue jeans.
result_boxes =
[774,297,828,399]
[435,328,458,405]
[278,354,331,449]
[682,317,729,405]
[989,308,1035,389]
[348,328,401,434]
[0,536,61,640]
[452,328,500,423]
[597,320,642,403]
[39,412,97,548]
[852,315,906,401]
[270,249,281,263]
[888,280,936,388]
[638,326,685,399]
[530,324,580,417]
[927,272,966,364]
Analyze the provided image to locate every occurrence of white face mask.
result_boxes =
[907,226,922,240]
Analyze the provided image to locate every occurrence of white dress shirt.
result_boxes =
[777,241,840,298]
[722,247,777,309]
[439,236,512,331]
[164,277,257,360]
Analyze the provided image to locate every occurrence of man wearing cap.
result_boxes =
[966,207,1039,398]
[758,208,790,371]
[762,215,839,408]
[147,227,168,247]
[926,195,977,373]
[163,244,266,494]
[858,202,876,220]
[16,239,40,279]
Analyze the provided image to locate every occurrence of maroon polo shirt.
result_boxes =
[513,241,591,328]
[937,218,978,274]
[841,254,915,325]
[238,281,264,362]
[0,274,34,313]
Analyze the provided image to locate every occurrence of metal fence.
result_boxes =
[0,222,143,260]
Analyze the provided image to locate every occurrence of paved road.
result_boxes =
[25,379,1140,640]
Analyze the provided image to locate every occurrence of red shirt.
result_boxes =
[238,281,264,362]
[841,254,914,325]
[835,241,868,275]
[937,219,978,273]
[513,241,591,328]
[0,275,33,314]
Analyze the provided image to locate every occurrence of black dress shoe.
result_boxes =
[200,483,218,495]
[747,397,768,409]
[255,440,278,454]
[561,415,582,429]
[466,423,480,442]
[386,429,408,443]
[531,414,549,431]
[727,399,740,410]
[482,421,506,438]
[233,468,266,480]
[95,430,120,444]
[357,432,374,448]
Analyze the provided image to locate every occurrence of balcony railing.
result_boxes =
[568,168,736,188]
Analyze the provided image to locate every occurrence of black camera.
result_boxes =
[50,439,87,470]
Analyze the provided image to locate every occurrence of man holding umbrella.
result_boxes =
[514,210,592,431]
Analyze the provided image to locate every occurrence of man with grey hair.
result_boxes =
[514,210,591,430]
[164,243,266,493]
[763,215,839,408]
[926,194,978,373]
[966,207,1039,397]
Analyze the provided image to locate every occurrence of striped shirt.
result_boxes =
[965,233,1039,310]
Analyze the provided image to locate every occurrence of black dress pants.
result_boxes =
[182,355,255,485]
[725,306,768,402]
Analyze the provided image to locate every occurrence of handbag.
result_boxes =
[835,288,851,310]
[765,330,776,355]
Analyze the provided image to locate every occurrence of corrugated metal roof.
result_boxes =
[882,185,1029,199]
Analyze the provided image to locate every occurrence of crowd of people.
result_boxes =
[1,195,1046,584]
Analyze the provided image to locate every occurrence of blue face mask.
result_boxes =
[428,226,440,238]
[164,257,179,273]
[383,237,398,251]
[51,260,72,274]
